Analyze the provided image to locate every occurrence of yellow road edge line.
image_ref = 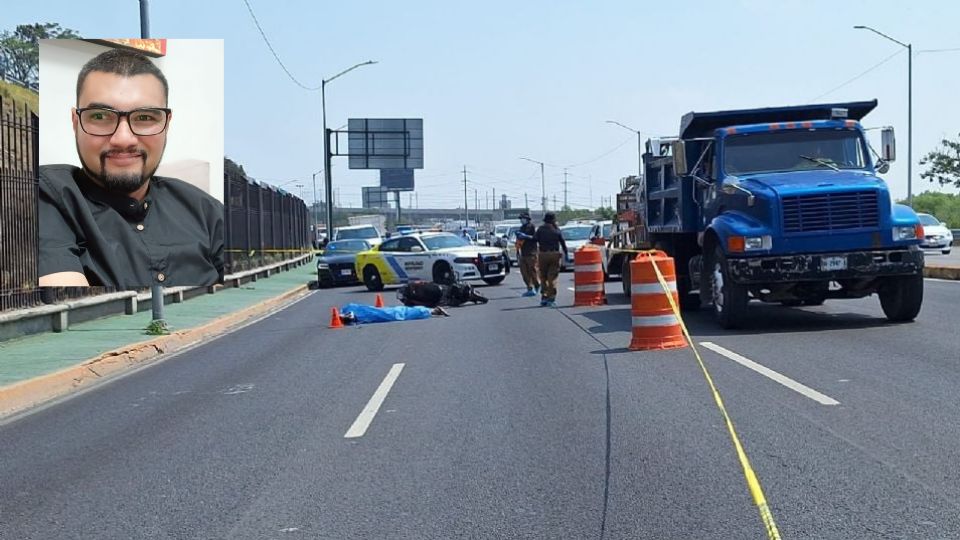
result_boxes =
[647,255,783,540]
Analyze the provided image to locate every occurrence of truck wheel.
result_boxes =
[678,277,700,311]
[363,265,384,292]
[710,246,748,329]
[879,272,923,322]
[433,262,455,285]
[621,256,632,296]
[483,276,505,286]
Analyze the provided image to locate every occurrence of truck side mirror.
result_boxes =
[672,141,688,176]
[881,127,896,162]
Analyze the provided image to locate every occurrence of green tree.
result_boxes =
[595,206,616,220]
[909,192,960,228]
[919,133,960,189]
[0,23,80,85]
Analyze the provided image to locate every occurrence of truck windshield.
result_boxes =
[724,130,867,175]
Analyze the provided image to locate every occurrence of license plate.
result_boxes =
[340,269,352,276]
[487,263,499,272]
[821,256,847,271]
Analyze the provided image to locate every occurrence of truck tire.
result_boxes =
[709,246,749,329]
[879,272,923,322]
[621,256,632,296]
[678,277,700,311]
[363,265,384,292]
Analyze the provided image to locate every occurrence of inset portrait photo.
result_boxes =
[38,38,224,288]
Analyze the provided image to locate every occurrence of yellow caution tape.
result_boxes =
[646,254,782,540]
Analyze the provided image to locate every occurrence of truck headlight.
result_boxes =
[893,225,922,241]
[744,236,771,250]
[317,263,329,270]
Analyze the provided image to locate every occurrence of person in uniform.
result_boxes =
[38,48,223,288]
[532,212,568,307]
[514,212,539,297]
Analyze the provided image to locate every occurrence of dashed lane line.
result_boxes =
[344,363,405,438]
[700,342,840,406]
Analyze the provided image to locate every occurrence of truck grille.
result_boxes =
[781,190,879,233]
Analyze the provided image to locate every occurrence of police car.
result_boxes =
[355,232,507,291]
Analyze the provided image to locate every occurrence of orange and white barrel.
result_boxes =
[574,244,606,306]
[628,250,687,351]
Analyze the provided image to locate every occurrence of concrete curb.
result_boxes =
[925,265,960,280]
[0,283,311,420]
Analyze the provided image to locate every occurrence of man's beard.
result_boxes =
[78,144,161,194]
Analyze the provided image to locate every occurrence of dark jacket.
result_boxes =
[533,223,568,253]
[518,222,538,256]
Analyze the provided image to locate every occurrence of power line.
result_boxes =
[564,134,635,168]
[241,0,322,91]
[917,47,960,53]
[810,49,904,102]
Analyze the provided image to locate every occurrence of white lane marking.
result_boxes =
[700,342,840,406]
[344,363,405,438]
[924,277,960,284]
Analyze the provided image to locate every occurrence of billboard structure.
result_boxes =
[347,118,423,171]
[362,186,390,208]
[380,168,414,191]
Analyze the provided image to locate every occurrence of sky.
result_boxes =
[7,0,960,211]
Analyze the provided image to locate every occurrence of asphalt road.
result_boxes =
[2,271,959,539]
[924,246,959,266]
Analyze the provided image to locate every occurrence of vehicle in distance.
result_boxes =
[560,224,594,270]
[355,232,507,291]
[917,213,953,254]
[316,240,371,288]
[334,224,383,247]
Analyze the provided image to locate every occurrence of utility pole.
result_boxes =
[524,192,529,210]
[563,168,569,209]
[474,189,479,226]
[463,166,469,226]
[140,0,167,332]
[553,194,557,211]
[395,190,401,224]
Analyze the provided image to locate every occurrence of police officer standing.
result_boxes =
[514,212,539,297]
[533,212,568,307]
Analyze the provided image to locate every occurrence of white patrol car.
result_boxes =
[354,232,507,291]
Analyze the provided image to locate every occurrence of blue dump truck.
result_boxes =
[622,100,924,328]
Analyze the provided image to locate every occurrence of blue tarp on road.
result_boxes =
[341,303,432,323]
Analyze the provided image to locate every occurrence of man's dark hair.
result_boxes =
[76,48,169,104]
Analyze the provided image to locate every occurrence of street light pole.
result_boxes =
[322,60,377,237]
[606,120,643,178]
[519,157,547,213]
[854,25,912,206]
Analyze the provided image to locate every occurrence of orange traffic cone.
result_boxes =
[329,307,344,329]
[374,293,385,308]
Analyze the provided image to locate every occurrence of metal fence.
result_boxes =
[0,95,40,311]
[224,166,311,274]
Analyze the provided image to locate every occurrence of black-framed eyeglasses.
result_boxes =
[75,107,171,136]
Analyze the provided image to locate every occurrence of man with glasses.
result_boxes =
[38,48,223,288]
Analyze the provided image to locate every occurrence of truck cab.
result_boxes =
[645,100,924,328]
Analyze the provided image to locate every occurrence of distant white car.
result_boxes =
[334,224,383,247]
[918,213,953,254]
[560,224,594,270]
